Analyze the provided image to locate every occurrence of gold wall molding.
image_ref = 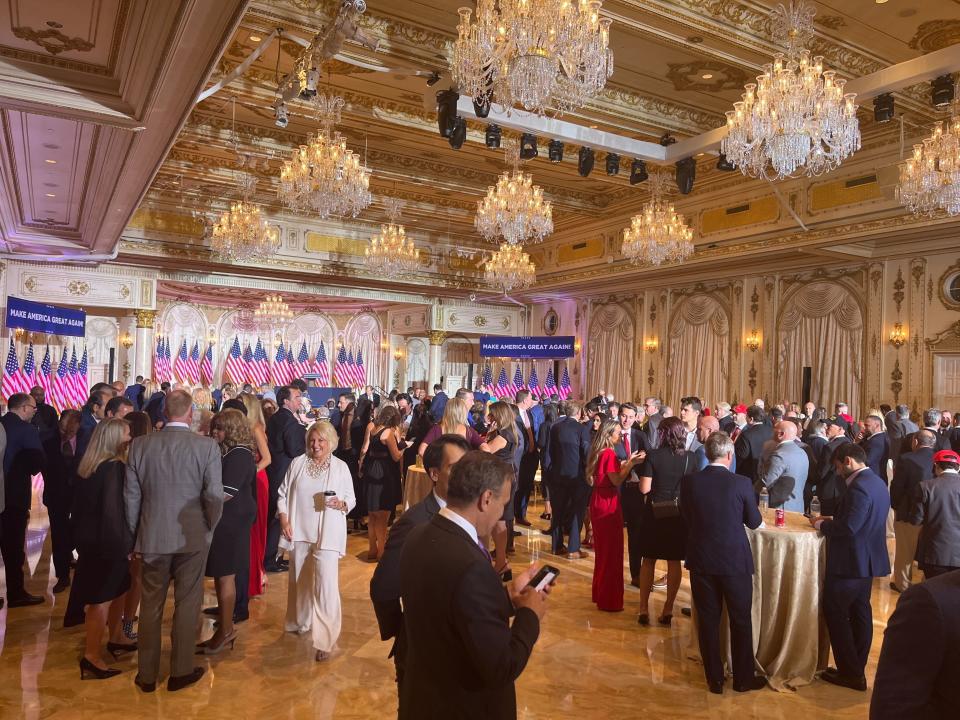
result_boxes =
[134,309,157,328]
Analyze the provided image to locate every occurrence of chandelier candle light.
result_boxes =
[452,0,614,115]
[485,242,536,293]
[721,1,860,180]
[476,146,553,244]
[255,294,294,326]
[211,199,280,263]
[897,100,960,217]
[621,172,694,266]
[365,198,421,277]
[278,94,372,218]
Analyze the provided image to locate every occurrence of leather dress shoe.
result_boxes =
[167,666,205,692]
[821,667,866,691]
[708,680,724,695]
[888,582,902,594]
[7,593,43,608]
[733,675,767,692]
[515,518,532,527]
[681,607,692,617]
[573,550,590,559]
[134,675,156,693]
[555,546,569,556]
[52,577,71,594]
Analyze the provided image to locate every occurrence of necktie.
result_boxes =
[478,541,492,563]
[624,434,630,456]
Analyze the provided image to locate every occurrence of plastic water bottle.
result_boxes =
[759,486,769,517]
[809,495,821,517]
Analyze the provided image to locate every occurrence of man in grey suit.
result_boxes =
[125,389,223,692]
[757,420,809,513]
[642,396,664,449]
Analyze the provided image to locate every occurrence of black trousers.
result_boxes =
[0,506,30,597]
[46,498,74,581]
[621,484,645,581]
[514,451,539,521]
[691,571,755,686]
[920,563,959,579]
[823,575,873,678]
[263,476,283,569]
[549,480,573,553]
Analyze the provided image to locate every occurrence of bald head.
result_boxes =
[697,414,720,442]
[915,429,936,450]
[774,420,798,443]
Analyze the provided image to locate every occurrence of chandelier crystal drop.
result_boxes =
[278,94,372,218]
[484,242,536,292]
[210,200,280,263]
[621,173,694,267]
[475,150,553,244]
[897,103,960,217]
[720,1,860,180]
[365,198,422,277]
[255,294,294,325]
[452,0,614,115]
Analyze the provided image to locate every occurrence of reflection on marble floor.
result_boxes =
[1,497,894,719]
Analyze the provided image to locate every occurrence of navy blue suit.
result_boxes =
[429,391,448,424]
[548,418,591,553]
[860,432,890,482]
[615,426,650,581]
[818,467,892,679]
[75,408,98,460]
[681,464,762,687]
[124,383,145,411]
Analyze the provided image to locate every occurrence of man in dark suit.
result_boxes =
[429,383,448,423]
[810,442,891,691]
[912,449,960,578]
[885,404,917,465]
[615,403,650,582]
[513,390,541,527]
[370,434,470,706]
[264,385,306,572]
[889,429,935,592]
[816,417,852,515]
[870,568,960,718]
[399,451,548,719]
[548,402,591,557]
[76,390,108,459]
[681,431,764,695]
[734,405,772,482]
[124,375,146,410]
[715,402,736,434]
[859,414,890,480]
[641,396,664,449]
[29,386,58,444]
[0,393,46,607]
[144,381,170,428]
[903,408,951,455]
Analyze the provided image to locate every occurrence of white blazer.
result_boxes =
[277,454,356,557]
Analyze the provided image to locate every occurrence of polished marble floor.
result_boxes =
[1,493,896,719]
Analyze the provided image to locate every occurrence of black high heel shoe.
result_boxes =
[657,614,673,627]
[106,641,137,658]
[637,613,650,626]
[79,657,121,680]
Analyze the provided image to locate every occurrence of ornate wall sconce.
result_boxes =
[745,329,762,353]
[889,322,908,348]
[208,328,217,344]
[393,347,403,361]
[644,338,658,353]
[13,328,26,342]
[119,331,134,350]
[574,339,582,354]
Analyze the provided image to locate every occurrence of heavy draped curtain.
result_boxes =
[667,295,729,408]
[586,303,634,401]
[442,340,478,389]
[344,313,383,389]
[777,282,862,416]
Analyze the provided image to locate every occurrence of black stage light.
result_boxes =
[629,158,648,185]
[425,71,441,87]
[932,74,955,109]
[519,133,538,159]
[436,89,459,138]
[873,93,895,123]
[548,139,564,163]
[675,157,696,195]
[578,146,595,177]
[485,124,502,148]
[659,132,677,147]
[473,93,491,118]
[274,100,288,129]
[716,152,735,171]
[449,116,467,149]
[605,153,620,176]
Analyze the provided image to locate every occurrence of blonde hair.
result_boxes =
[306,420,339,455]
[211,408,254,450]
[441,397,468,434]
[77,418,130,479]
[192,387,213,411]
[241,392,266,429]
[585,419,622,485]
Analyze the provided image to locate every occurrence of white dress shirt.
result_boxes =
[277,454,357,556]
[439,506,479,545]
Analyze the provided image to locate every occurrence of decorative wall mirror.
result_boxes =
[543,308,559,336]
[940,262,960,309]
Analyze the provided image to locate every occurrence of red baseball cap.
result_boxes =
[733,403,748,414]
[933,449,960,464]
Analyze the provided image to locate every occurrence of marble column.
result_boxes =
[133,309,156,382]
[427,330,446,389]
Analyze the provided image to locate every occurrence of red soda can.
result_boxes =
[775,508,785,528]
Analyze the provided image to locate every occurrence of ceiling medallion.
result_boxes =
[278,94,373,218]
[720,1,861,180]
[211,177,280,263]
[665,61,750,92]
[451,0,614,115]
[365,198,422,277]
[620,172,694,267]
[484,242,536,293]
[897,101,960,217]
[475,146,553,244]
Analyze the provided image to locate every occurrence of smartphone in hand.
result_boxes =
[527,565,560,592]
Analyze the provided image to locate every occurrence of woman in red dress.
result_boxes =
[242,393,272,599]
[587,419,645,612]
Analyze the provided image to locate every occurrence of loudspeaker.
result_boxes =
[801,366,812,407]
[109,348,116,383]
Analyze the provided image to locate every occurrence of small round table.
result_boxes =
[403,466,432,511]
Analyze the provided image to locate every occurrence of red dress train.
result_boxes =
[248,467,269,596]
[589,448,624,612]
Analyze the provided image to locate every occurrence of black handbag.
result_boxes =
[649,454,688,520]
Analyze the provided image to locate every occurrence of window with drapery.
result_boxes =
[586,303,635,402]
[666,295,730,409]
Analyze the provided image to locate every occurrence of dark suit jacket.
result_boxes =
[860,432,890,480]
[429,391,448,423]
[1,412,45,511]
[903,428,951,455]
[681,465,761,575]
[734,422,773,481]
[613,426,648,462]
[914,471,960,569]
[144,391,166,427]
[549,417,589,483]
[644,412,663,449]
[75,408,98,460]
[890,447,934,523]
[40,429,77,510]
[31,402,59,445]
[819,467,892,578]
[870,569,960,720]
[124,383,145,411]
[536,420,554,477]
[817,436,852,512]
[265,407,306,489]
[399,514,540,720]
[718,415,736,434]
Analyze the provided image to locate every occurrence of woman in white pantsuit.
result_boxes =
[277,421,356,661]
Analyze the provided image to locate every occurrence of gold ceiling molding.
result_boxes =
[665,61,751,93]
[12,26,94,56]
[129,209,206,237]
[592,86,724,134]
[816,16,847,31]
[909,20,960,54]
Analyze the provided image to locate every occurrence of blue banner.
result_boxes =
[480,336,575,359]
[6,296,86,337]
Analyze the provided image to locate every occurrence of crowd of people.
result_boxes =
[0,375,957,716]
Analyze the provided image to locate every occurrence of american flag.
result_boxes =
[76,347,89,405]
[51,346,69,412]
[224,336,246,384]
[163,337,172,383]
[511,365,524,399]
[201,343,214,386]
[66,346,80,407]
[2,337,23,401]
[346,348,357,387]
[174,339,189,384]
[252,338,270,387]
[334,343,349,387]
[242,343,254,383]
[285,345,296,382]
[37,345,52,399]
[481,363,494,395]
[558,365,571,400]
[295,341,311,379]
[153,336,165,383]
[527,366,540,398]
[22,344,36,395]
[355,348,366,386]
[273,341,287,385]
[495,366,509,398]
[544,366,557,397]
[314,340,330,387]
[188,341,202,386]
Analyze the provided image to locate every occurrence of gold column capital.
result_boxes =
[428,330,447,346]
[134,309,157,329]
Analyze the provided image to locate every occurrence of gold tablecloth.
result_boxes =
[402,466,432,511]
[688,512,829,692]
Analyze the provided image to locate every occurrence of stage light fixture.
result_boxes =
[578,146,595,177]
[300,66,320,99]
[716,153,735,171]
[548,140,564,163]
[629,159,648,185]
[519,133,538,159]
[448,116,467,149]
[932,74,955,109]
[473,94,491,118]
[425,71,441,87]
[675,157,696,195]
[273,99,288,128]
[606,153,620,176]
[485,124,502,149]
[436,89,460,138]
[873,93,895,123]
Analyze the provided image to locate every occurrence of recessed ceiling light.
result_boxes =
[701,73,714,79]
[45,159,56,164]
[249,34,262,42]
[589,124,598,129]
[45,193,56,197]
[875,0,889,3]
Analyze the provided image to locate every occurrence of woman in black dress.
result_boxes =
[480,401,520,580]
[359,405,404,561]
[635,416,695,627]
[73,418,135,679]
[200,409,257,654]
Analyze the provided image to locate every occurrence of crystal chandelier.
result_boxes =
[210,179,280,262]
[720,1,860,180]
[476,148,553,244]
[484,242,536,292]
[897,102,960,216]
[452,0,614,115]
[255,294,294,325]
[621,172,694,267]
[278,94,373,218]
[365,198,422,277]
